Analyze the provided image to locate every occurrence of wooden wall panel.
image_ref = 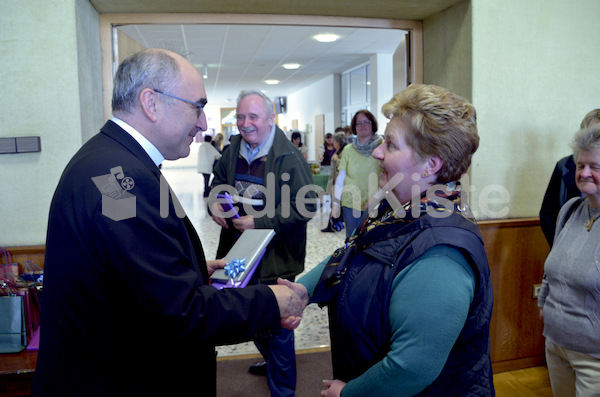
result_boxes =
[479,218,549,373]
[2,245,45,273]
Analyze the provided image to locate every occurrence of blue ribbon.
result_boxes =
[224,258,246,279]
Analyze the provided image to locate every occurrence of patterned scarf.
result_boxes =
[311,181,470,304]
[353,134,382,156]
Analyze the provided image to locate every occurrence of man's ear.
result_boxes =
[139,88,159,122]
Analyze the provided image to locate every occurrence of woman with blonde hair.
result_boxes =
[300,84,494,396]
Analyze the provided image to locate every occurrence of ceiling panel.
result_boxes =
[117,24,407,106]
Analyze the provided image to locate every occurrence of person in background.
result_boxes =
[538,123,600,397]
[331,110,382,238]
[291,131,308,160]
[539,109,600,246]
[33,49,307,396]
[197,134,221,197]
[210,90,315,397]
[321,132,347,233]
[212,132,224,152]
[343,125,356,144]
[299,84,494,397]
[319,132,336,166]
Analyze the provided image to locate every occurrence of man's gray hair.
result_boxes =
[112,49,180,114]
[237,90,275,117]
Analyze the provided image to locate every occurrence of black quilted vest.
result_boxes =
[320,212,495,396]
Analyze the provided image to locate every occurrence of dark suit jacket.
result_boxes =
[33,121,281,396]
[539,155,581,246]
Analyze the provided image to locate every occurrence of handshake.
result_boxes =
[207,258,308,330]
[269,278,309,330]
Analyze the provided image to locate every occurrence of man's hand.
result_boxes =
[210,202,229,228]
[232,214,255,232]
[321,379,346,397]
[206,259,226,277]
[268,278,308,330]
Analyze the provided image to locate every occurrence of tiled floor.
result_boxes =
[161,161,345,357]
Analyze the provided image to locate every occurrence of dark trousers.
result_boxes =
[202,173,211,197]
[342,206,366,239]
[255,328,296,397]
[252,274,297,397]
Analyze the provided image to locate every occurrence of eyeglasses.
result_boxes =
[355,121,372,127]
[154,89,207,117]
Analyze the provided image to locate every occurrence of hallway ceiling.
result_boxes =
[94,0,465,108]
[117,24,406,107]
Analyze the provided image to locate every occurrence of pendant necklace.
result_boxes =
[585,205,600,231]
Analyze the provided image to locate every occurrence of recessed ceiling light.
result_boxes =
[313,33,340,43]
[282,63,301,70]
[265,80,279,85]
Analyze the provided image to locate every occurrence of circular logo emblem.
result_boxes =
[121,177,135,191]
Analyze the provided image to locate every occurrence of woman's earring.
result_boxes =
[422,171,428,178]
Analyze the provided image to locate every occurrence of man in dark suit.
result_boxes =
[32,49,307,396]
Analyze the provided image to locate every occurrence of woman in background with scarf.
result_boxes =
[300,84,495,396]
[331,109,382,238]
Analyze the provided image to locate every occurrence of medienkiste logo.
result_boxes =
[91,166,136,221]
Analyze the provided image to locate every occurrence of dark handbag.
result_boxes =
[21,260,43,284]
[0,281,27,353]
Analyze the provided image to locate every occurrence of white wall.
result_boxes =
[0,0,102,246]
[370,53,395,133]
[278,75,337,161]
[470,0,600,219]
[424,0,600,220]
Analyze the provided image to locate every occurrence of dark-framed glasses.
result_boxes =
[154,89,207,117]
[356,121,372,127]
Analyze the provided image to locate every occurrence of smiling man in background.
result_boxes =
[210,90,315,397]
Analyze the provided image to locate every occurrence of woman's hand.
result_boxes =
[321,379,346,397]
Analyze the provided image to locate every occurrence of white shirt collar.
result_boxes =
[240,123,276,163]
[111,117,164,167]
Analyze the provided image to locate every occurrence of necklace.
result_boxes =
[585,205,600,231]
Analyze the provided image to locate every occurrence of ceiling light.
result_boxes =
[203,64,208,79]
[313,33,340,43]
[282,63,301,70]
[265,80,279,85]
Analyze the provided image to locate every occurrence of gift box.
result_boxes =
[211,229,275,289]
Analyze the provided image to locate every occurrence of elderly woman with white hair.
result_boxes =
[538,123,600,397]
